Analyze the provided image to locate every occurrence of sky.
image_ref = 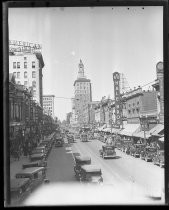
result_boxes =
[8,6,163,121]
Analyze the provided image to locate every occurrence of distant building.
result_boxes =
[9,41,44,107]
[43,95,55,118]
[73,60,92,125]
[122,87,158,125]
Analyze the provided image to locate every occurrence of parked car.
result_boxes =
[15,167,49,192]
[79,165,103,184]
[10,178,31,206]
[152,150,164,168]
[22,160,47,170]
[99,145,116,159]
[31,147,47,158]
[130,144,145,157]
[81,133,88,142]
[140,146,157,162]
[74,156,91,180]
[30,153,46,162]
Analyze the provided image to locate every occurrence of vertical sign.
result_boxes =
[156,62,164,124]
[113,72,122,128]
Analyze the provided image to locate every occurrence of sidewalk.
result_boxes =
[10,155,30,179]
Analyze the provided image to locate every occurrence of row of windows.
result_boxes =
[128,101,139,108]
[43,98,53,101]
[13,61,36,69]
[128,108,140,114]
[13,71,36,79]
[43,104,52,107]
[16,80,36,88]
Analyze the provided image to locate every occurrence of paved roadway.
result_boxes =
[70,138,164,203]
[25,137,165,205]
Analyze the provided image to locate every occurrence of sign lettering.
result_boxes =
[113,72,122,128]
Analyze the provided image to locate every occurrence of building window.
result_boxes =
[133,109,135,113]
[24,71,27,78]
[17,81,21,85]
[17,72,20,79]
[32,61,35,68]
[24,62,27,68]
[13,62,16,69]
[136,108,139,114]
[128,110,131,114]
[32,71,36,78]
[24,57,27,60]
[17,62,20,68]
[32,81,36,87]
[13,72,16,78]
[137,101,139,105]
[133,103,135,107]
[33,90,36,96]
[24,81,28,86]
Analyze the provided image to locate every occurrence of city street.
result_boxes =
[70,138,164,199]
[23,136,165,205]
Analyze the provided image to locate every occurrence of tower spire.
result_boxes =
[77,59,86,79]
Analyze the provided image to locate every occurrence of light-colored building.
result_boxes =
[9,42,44,107]
[43,95,55,118]
[73,59,92,125]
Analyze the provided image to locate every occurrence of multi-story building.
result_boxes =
[73,60,92,125]
[9,41,45,107]
[43,95,55,118]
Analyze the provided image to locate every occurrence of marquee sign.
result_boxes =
[113,72,122,128]
[9,40,42,54]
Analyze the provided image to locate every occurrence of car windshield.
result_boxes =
[104,147,114,150]
[86,172,101,179]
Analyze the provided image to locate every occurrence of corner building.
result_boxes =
[73,60,92,125]
[9,50,44,107]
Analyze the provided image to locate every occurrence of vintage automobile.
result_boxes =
[81,133,88,142]
[130,144,145,157]
[10,178,31,206]
[74,156,91,180]
[67,134,75,143]
[140,146,157,162]
[99,145,116,159]
[79,165,103,184]
[15,167,49,192]
[55,138,64,147]
[152,150,164,168]
[22,160,47,170]
[29,153,46,162]
[31,147,47,158]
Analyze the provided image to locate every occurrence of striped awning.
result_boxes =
[149,124,164,136]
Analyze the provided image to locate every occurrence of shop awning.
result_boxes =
[149,124,164,136]
[132,131,151,139]
[119,124,140,136]
[103,127,121,134]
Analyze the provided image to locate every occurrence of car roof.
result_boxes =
[11,178,30,190]
[31,153,44,157]
[16,167,45,175]
[23,161,40,166]
[75,156,91,162]
[81,165,101,173]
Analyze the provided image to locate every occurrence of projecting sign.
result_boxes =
[9,40,42,54]
[113,72,122,128]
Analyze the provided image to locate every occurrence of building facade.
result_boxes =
[43,95,55,118]
[73,60,92,125]
[9,42,45,107]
